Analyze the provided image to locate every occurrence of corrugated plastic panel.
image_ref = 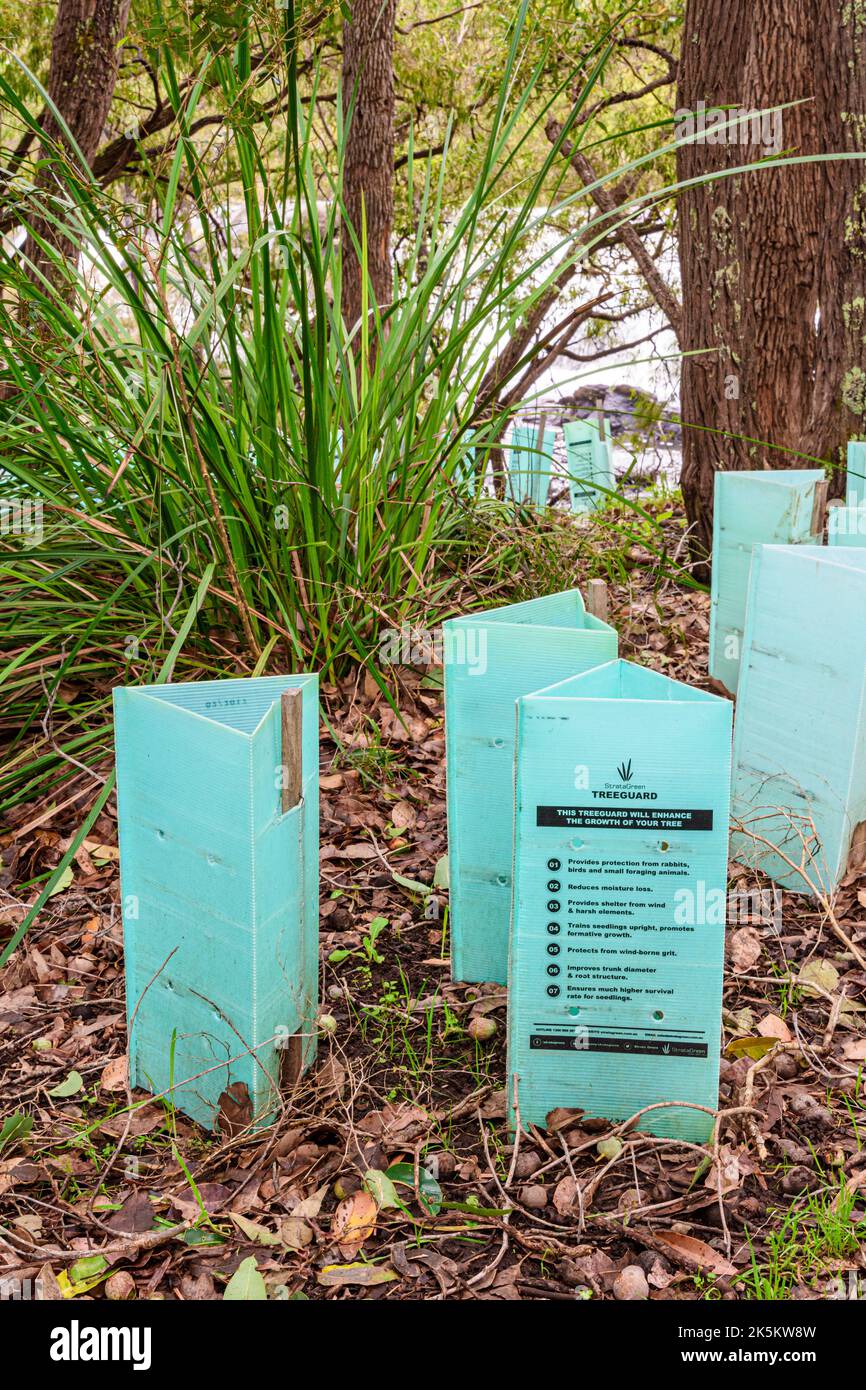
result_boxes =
[114,674,319,1130]
[444,591,617,984]
[846,441,866,506]
[563,419,614,513]
[828,502,866,546]
[732,544,866,894]
[506,424,557,507]
[709,469,825,694]
[508,659,732,1143]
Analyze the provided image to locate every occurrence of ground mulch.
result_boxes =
[2,509,865,1301]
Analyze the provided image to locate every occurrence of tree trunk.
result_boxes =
[809,13,866,487]
[23,0,132,294]
[677,0,830,574]
[341,0,396,332]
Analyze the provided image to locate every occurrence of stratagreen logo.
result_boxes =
[616,758,633,783]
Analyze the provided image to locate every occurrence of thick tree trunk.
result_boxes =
[810,14,866,486]
[23,0,132,292]
[677,0,829,574]
[341,0,396,332]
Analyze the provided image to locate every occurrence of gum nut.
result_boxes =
[513,1150,542,1179]
[521,1184,548,1209]
[432,1151,456,1178]
[318,1013,337,1033]
[613,1266,649,1301]
[635,1249,671,1275]
[31,1038,52,1052]
[105,1271,136,1301]
[467,1016,497,1042]
[327,984,343,1000]
[774,1052,798,1080]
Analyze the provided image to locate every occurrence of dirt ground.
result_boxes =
[2,525,866,1302]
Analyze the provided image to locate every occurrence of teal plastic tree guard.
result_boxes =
[709,469,825,695]
[563,418,614,513]
[846,440,866,505]
[114,674,319,1130]
[444,590,617,984]
[506,423,557,507]
[453,430,476,489]
[507,659,732,1143]
[828,502,866,547]
[732,544,866,895]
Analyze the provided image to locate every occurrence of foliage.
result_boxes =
[0,3,673,813]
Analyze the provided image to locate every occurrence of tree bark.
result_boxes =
[23,0,132,292]
[677,0,866,573]
[809,13,866,483]
[341,0,396,332]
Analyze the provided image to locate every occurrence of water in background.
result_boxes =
[508,252,682,497]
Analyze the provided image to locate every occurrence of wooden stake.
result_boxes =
[280,686,305,1091]
[811,478,829,536]
[586,578,609,623]
[281,687,303,813]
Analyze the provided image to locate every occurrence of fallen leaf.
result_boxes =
[357,1101,430,1145]
[704,1144,742,1195]
[758,1014,792,1043]
[392,871,432,896]
[292,1185,328,1221]
[653,1231,737,1277]
[842,1038,866,1061]
[14,1214,42,1238]
[799,959,840,996]
[47,865,74,898]
[35,1265,64,1301]
[0,1113,33,1153]
[83,839,119,862]
[383,1162,442,1214]
[391,800,416,830]
[100,1057,128,1092]
[223,1256,267,1301]
[48,1070,83,1099]
[280,1217,314,1251]
[230,1214,281,1246]
[725,1036,777,1061]
[171,1183,230,1221]
[433,855,449,889]
[317,1262,398,1288]
[730,927,762,972]
[545,1107,584,1133]
[331,1190,378,1257]
[107,1193,155,1235]
[217,1081,252,1137]
[365,1168,400,1209]
[99,1106,163,1139]
[552,1175,580,1216]
[58,1255,109,1299]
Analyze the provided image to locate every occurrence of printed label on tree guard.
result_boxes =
[526,846,709,1056]
[506,660,733,1144]
[537,806,713,831]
